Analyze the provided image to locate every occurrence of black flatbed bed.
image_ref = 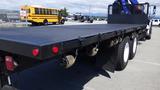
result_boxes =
[0,24,146,59]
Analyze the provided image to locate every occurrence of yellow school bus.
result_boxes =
[20,5,65,25]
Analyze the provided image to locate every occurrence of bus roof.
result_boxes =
[21,5,59,10]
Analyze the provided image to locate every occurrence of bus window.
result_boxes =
[42,9,45,15]
[35,8,39,14]
[48,9,51,15]
[51,10,54,15]
[49,9,51,15]
[38,8,41,14]
[39,8,42,14]
[44,9,47,15]
[54,10,57,15]
[45,9,47,15]
[55,10,58,15]
[46,9,48,15]
[53,10,57,15]
[47,9,49,15]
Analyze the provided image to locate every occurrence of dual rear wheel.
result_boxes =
[114,36,138,71]
[0,85,18,90]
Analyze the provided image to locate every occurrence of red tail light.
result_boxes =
[52,46,59,54]
[5,56,14,71]
[32,48,39,56]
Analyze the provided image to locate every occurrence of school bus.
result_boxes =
[20,5,65,25]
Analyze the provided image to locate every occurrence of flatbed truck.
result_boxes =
[0,3,155,90]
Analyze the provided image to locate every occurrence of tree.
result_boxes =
[59,8,69,17]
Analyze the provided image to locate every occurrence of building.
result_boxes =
[0,9,20,22]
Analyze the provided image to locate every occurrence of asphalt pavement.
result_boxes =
[5,23,160,90]
[83,26,160,90]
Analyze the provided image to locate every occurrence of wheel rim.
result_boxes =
[147,29,150,35]
[44,20,48,25]
[146,24,151,35]
[133,38,137,54]
[123,42,130,63]
[61,20,64,24]
[45,22,48,25]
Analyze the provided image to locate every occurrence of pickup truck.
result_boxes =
[0,2,155,90]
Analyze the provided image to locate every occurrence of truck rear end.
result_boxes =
[0,2,156,90]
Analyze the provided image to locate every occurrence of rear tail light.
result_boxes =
[52,46,59,54]
[32,48,39,57]
[5,56,15,71]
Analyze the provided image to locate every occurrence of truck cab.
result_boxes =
[108,3,155,24]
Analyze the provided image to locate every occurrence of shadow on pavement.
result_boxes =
[11,56,111,90]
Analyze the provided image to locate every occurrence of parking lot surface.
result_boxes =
[83,26,160,90]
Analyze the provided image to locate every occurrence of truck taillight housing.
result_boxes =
[52,46,59,54]
[32,48,39,57]
[5,56,14,71]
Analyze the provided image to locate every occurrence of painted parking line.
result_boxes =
[135,60,160,66]
[83,86,96,90]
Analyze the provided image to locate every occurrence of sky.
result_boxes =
[0,0,160,16]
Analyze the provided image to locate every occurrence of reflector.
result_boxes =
[52,46,59,54]
[32,48,39,56]
[5,56,14,71]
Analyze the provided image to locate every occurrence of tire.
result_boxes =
[43,19,48,25]
[146,29,151,40]
[1,85,18,90]
[0,81,2,90]
[89,20,93,23]
[146,22,152,40]
[80,19,85,22]
[129,36,138,60]
[60,19,65,24]
[0,57,18,90]
[0,57,3,90]
[115,37,130,71]
[0,75,17,90]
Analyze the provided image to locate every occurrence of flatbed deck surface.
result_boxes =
[0,24,145,46]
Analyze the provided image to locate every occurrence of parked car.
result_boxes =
[152,19,160,26]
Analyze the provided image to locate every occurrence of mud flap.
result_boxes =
[94,46,116,73]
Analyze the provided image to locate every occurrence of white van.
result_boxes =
[152,19,160,26]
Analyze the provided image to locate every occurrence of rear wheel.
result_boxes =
[0,78,2,90]
[89,20,93,23]
[0,57,18,90]
[146,22,152,40]
[129,36,138,60]
[0,57,3,89]
[43,19,48,25]
[1,85,18,90]
[146,29,152,40]
[115,37,130,71]
[60,19,65,24]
